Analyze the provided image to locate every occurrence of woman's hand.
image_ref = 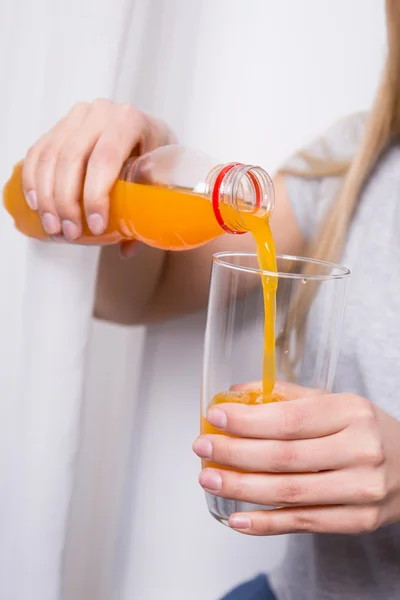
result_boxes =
[22,99,174,252]
[193,382,400,536]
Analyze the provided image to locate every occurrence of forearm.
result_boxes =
[94,231,258,325]
[94,244,166,325]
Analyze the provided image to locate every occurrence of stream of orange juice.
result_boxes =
[200,212,283,468]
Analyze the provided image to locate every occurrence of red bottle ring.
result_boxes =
[211,163,261,234]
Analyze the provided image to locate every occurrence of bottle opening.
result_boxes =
[209,163,275,235]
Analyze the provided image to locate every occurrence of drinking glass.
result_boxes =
[201,252,350,524]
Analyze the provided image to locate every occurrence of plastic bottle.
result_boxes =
[3,145,274,250]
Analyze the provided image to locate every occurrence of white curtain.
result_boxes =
[0,1,384,599]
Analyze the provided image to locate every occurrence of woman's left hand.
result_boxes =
[193,383,400,535]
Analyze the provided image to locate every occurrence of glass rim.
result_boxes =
[212,252,351,281]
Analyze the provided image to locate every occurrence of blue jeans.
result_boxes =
[221,575,276,599]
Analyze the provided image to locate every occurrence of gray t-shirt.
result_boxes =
[269,115,400,600]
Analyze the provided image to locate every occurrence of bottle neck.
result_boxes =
[206,163,275,235]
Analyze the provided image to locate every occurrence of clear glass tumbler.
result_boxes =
[201,252,350,525]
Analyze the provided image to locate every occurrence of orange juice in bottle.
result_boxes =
[3,145,274,250]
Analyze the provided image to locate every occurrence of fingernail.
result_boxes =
[206,408,227,429]
[199,469,222,492]
[62,220,79,241]
[25,190,37,210]
[41,213,59,235]
[193,437,212,459]
[229,515,252,530]
[88,213,105,235]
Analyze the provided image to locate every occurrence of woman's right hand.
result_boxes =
[22,99,175,243]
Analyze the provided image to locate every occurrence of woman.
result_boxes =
[20,1,400,598]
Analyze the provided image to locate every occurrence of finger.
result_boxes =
[22,127,71,210]
[22,133,66,214]
[228,504,381,536]
[193,429,356,472]
[25,103,90,235]
[83,105,148,235]
[22,145,40,210]
[53,100,112,240]
[206,393,352,440]
[198,467,385,507]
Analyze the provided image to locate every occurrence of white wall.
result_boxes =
[0,1,133,598]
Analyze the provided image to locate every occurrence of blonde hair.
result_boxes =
[276,0,400,380]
